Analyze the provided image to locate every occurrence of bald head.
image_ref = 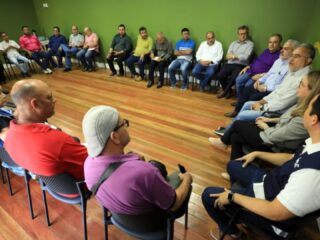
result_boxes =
[11,79,56,124]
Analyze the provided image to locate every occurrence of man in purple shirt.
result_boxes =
[82,106,193,216]
[225,34,282,117]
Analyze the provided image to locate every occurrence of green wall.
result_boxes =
[5,0,319,68]
[0,0,40,41]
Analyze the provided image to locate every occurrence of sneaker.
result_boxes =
[170,84,176,89]
[221,172,230,181]
[63,68,71,72]
[43,69,49,74]
[214,127,226,137]
[208,137,227,150]
[46,68,53,74]
[135,75,143,81]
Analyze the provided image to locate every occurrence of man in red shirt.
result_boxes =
[4,79,87,180]
[19,26,53,74]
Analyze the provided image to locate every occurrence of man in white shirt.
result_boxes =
[192,31,223,92]
[203,93,320,239]
[0,32,31,77]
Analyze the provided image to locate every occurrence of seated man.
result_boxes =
[126,27,153,81]
[147,32,172,88]
[47,26,67,68]
[192,31,223,92]
[76,27,99,72]
[19,26,53,74]
[227,39,299,117]
[168,28,195,90]
[216,25,254,98]
[83,106,193,217]
[4,79,88,180]
[202,94,320,239]
[60,25,84,72]
[0,32,31,77]
[224,33,282,117]
[214,43,315,137]
[106,24,132,77]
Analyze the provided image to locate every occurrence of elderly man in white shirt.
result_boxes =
[0,32,31,77]
[192,31,223,92]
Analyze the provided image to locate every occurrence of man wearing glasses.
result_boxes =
[83,106,193,218]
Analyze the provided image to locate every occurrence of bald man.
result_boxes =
[76,27,99,72]
[4,79,87,180]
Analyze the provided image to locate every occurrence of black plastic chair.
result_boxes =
[1,54,17,80]
[103,185,192,240]
[0,147,35,219]
[39,173,91,240]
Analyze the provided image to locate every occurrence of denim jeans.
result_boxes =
[60,44,80,69]
[8,54,30,73]
[31,51,50,70]
[235,73,254,98]
[192,63,217,88]
[76,48,98,69]
[126,54,149,78]
[168,59,191,87]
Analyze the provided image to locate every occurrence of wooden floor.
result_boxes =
[0,68,319,240]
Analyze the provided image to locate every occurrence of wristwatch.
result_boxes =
[227,191,234,203]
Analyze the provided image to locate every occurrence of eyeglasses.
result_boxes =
[113,119,129,131]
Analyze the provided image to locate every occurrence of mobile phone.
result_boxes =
[178,164,186,173]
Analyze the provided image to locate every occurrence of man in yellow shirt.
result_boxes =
[126,27,153,81]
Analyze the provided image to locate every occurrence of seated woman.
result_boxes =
[209,71,320,161]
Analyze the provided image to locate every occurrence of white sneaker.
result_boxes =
[208,137,228,150]
[43,69,49,74]
[46,68,53,74]
[221,172,231,181]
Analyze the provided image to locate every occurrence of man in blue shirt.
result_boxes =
[168,28,195,90]
[46,26,67,68]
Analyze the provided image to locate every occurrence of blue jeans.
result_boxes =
[126,55,149,78]
[235,73,254,98]
[60,44,80,69]
[192,63,217,88]
[202,161,266,235]
[8,54,30,73]
[76,48,98,69]
[226,101,262,131]
[168,59,191,87]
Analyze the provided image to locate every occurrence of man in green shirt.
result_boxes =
[126,27,153,81]
[106,24,132,77]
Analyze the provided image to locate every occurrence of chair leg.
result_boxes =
[24,171,34,219]
[103,207,109,240]
[81,199,88,240]
[5,168,13,196]
[0,165,5,184]
[41,188,50,226]
[184,207,189,229]
[166,218,174,240]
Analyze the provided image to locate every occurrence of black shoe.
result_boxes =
[87,68,93,72]
[63,68,71,72]
[147,80,154,88]
[58,64,64,68]
[224,91,232,99]
[118,72,124,77]
[230,102,237,107]
[109,72,116,76]
[200,87,205,92]
[82,67,88,72]
[157,82,163,88]
[21,73,26,78]
[25,72,32,77]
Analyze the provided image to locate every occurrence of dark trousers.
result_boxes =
[47,49,64,67]
[221,120,269,159]
[0,61,6,83]
[216,63,244,92]
[31,51,51,70]
[235,84,271,112]
[107,53,128,75]
[126,54,150,78]
[148,60,167,83]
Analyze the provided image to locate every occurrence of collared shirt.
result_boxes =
[196,40,223,64]
[175,39,196,62]
[259,58,289,92]
[84,153,176,215]
[151,37,172,60]
[263,66,310,112]
[48,34,67,51]
[19,34,42,52]
[133,35,153,56]
[247,48,280,75]
[69,33,84,48]
[4,120,88,180]
[85,32,99,52]
[111,34,132,54]
[227,40,254,66]
[0,40,21,58]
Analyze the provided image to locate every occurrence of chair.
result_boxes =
[93,39,107,70]
[221,207,320,240]
[0,147,35,219]
[2,54,17,80]
[39,173,91,240]
[103,185,192,240]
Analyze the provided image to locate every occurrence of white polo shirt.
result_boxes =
[0,40,21,58]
